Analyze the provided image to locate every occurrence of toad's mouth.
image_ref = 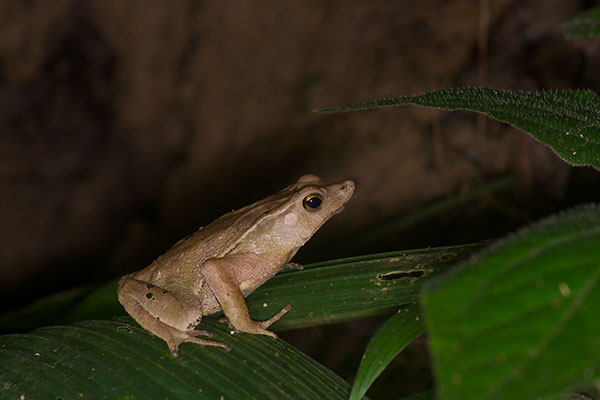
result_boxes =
[333,205,345,216]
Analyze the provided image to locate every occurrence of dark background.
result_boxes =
[1,1,600,398]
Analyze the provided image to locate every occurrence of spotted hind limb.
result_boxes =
[118,276,230,356]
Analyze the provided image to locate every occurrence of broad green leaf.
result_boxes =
[422,204,600,400]
[1,246,478,332]
[316,88,600,170]
[249,246,476,330]
[0,317,356,400]
[392,391,592,400]
[350,305,425,400]
[562,395,595,400]
[564,7,600,39]
[0,246,477,400]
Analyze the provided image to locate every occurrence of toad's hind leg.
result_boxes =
[118,277,230,356]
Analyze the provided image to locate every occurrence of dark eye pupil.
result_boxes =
[307,197,321,208]
[303,194,322,210]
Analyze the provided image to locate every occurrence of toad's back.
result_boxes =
[133,190,294,284]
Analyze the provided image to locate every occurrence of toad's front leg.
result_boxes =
[200,257,291,337]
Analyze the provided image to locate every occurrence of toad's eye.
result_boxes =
[302,193,323,211]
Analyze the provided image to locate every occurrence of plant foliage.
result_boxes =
[350,305,425,400]
[564,7,600,39]
[422,205,600,400]
[317,88,600,170]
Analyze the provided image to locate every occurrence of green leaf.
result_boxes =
[0,317,355,400]
[0,246,479,400]
[350,305,425,400]
[392,389,592,400]
[562,395,595,400]
[249,246,477,330]
[564,7,600,39]
[315,88,600,170]
[422,204,600,400]
[1,246,478,332]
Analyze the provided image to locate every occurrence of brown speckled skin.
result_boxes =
[118,175,354,356]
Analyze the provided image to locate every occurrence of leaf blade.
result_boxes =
[349,305,425,400]
[316,88,600,169]
[422,204,600,400]
[564,7,600,39]
[0,245,478,332]
[0,318,354,400]
[244,245,477,329]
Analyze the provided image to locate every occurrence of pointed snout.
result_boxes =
[331,179,355,208]
[337,179,355,198]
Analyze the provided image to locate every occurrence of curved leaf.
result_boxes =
[0,317,355,400]
[350,305,425,400]
[250,246,476,330]
[316,88,600,170]
[564,7,600,39]
[1,246,478,332]
[422,204,600,400]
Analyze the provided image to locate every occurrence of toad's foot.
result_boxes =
[228,304,292,338]
[167,329,231,357]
